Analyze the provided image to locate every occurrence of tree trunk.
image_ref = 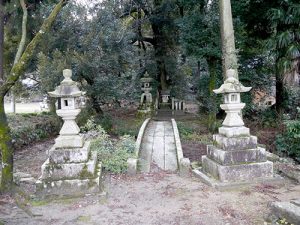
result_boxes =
[0,0,3,85]
[197,61,201,78]
[10,0,28,114]
[91,95,104,115]
[49,97,56,114]
[275,65,284,118]
[151,0,170,92]
[0,96,13,192]
[207,58,217,132]
[0,0,67,192]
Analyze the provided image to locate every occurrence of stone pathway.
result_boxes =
[139,120,178,173]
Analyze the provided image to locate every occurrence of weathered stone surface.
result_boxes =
[270,200,300,225]
[193,168,284,191]
[54,135,84,149]
[277,163,300,183]
[49,141,90,163]
[14,172,35,185]
[138,120,179,173]
[41,152,97,181]
[127,158,137,175]
[207,145,266,165]
[291,199,300,207]
[219,126,250,138]
[179,158,191,177]
[36,164,102,198]
[265,151,281,162]
[202,156,273,182]
[213,134,257,151]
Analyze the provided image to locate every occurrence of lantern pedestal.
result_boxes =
[36,69,102,197]
[193,70,282,190]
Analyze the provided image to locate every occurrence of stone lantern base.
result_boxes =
[193,132,283,190]
[36,141,102,198]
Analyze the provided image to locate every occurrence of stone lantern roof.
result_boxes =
[214,69,252,94]
[48,69,85,98]
[140,72,153,83]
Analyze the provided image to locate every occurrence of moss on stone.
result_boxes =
[79,165,94,179]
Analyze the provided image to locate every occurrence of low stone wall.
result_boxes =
[171,119,190,177]
[127,118,151,175]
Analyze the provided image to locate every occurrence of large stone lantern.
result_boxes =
[194,69,278,189]
[49,69,85,148]
[214,69,252,137]
[36,69,102,197]
[138,72,153,114]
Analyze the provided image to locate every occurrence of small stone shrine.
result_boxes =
[195,69,277,188]
[138,72,153,114]
[36,69,102,197]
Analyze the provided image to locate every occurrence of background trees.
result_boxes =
[0,0,67,192]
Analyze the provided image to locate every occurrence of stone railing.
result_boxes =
[171,119,190,176]
[127,118,151,175]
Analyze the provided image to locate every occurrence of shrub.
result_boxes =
[85,119,136,173]
[276,107,300,162]
[76,106,96,127]
[94,114,113,133]
[7,113,61,150]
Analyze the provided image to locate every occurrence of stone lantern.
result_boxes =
[214,69,252,137]
[36,69,102,197]
[138,72,153,113]
[49,69,85,148]
[194,69,279,189]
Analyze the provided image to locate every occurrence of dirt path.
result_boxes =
[0,139,300,225]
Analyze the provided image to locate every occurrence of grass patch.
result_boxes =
[111,117,144,137]
[176,117,215,144]
[30,200,49,207]
[77,215,91,222]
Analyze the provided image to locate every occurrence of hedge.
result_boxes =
[7,113,62,150]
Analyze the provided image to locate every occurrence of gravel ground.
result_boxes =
[0,139,299,225]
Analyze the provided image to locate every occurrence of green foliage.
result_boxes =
[267,0,300,73]
[84,118,135,173]
[177,120,214,143]
[94,114,113,133]
[76,106,96,128]
[7,113,61,149]
[197,72,222,114]
[112,117,144,137]
[276,107,300,162]
[284,87,300,118]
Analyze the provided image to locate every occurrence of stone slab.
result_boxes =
[219,126,250,138]
[127,158,138,175]
[213,134,257,151]
[36,164,102,198]
[270,200,300,225]
[193,168,284,191]
[49,141,91,163]
[179,158,191,177]
[207,145,267,165]
[152,136,165,169]
[138,137,154,173]
[165,136,178,171]
[202,156,274,182]
[291,199,300,207]
[55,135,84,148]
[41,152,97,181]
